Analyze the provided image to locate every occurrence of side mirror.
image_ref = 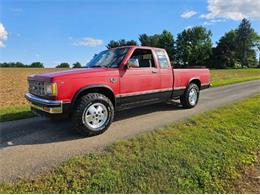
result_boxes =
[125,59,139,69]
[125,61,132,69]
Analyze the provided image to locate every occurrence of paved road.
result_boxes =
[0,80,260,182]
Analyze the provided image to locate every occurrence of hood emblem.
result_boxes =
[110,78,117,83]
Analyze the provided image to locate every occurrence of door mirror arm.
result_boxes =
[124,61,130,69]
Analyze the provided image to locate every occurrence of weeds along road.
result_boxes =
[0,80,260,182]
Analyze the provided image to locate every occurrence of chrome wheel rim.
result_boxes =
[82,103,108,130]
[189,88,197,106]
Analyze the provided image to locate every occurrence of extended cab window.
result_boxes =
[156,50,169,69]
[128,49,155,68]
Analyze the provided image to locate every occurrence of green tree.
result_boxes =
[139,34,150,46]
[212,30,237,68]
[125,40,138,46]
[175,26,212,67]
[72,62,82,68]
[139,31,175,61]
[139,33,160,47]
[158,30,175,61]
[106,40,120,48]
[106,39,137,49]
[235,18,259,67]
[56,63,70,68]
[0,62,27,67]
[30,62,44,68]
[246,49,258,67]
[212,19,259,69]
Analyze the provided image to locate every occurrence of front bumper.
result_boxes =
[25,93,64,114]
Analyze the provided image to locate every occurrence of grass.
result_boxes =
[0,68,259,122]
[0,95,259,193]
[210,68,260,87]
[0,105,35,122]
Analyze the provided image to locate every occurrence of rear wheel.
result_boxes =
[180,83,200,108]
[71,93,114,136]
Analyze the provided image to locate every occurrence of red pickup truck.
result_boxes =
[25,46,210,136]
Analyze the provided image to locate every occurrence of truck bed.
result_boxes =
[173,68,210,90]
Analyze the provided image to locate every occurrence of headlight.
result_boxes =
[44,82,57,96]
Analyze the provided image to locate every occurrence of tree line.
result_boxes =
[55,62,82,68]
[0,62,45,68]
[0,61,82,68]
[107,18,260,68]
[1,18,259,69]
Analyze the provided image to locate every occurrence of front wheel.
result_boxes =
[180,83,200,108]
[71,93,114,136]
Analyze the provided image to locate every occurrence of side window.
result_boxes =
[156,50,169,69]
[128,49,155,68]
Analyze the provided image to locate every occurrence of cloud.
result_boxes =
[10,8,24,16]
[181,10,197,18]
[203,21,212,26]
[203,19,225,26]
[201,0,260,20]
[73,37,103,47]
[0,23,8,48]
[185,25,194,29]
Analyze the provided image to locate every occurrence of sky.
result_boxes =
[0,0,260,67]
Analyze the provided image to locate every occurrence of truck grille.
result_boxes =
[28,80,45,96]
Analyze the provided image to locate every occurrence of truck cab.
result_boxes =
[25,46,210,136]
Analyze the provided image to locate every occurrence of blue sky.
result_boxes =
[0,0,260,67]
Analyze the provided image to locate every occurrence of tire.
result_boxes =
[180,83,200,108]
[71,93,114,136]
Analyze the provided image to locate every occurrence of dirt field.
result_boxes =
[0,68,66,107]
[0,68,259,108]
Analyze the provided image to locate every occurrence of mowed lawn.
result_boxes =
[210,68,260,87]
[1,95,259,193]
[0,68,259,122]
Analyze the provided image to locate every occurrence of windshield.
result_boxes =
[86,47,129,68]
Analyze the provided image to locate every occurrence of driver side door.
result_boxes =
[118,48,161,108]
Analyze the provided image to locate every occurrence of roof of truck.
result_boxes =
[110,45,165,51]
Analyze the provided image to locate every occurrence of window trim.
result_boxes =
[155,49,170,69]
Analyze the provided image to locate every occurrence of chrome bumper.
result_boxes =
[25,93,63,114]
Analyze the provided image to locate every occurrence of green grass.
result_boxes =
[0,105,35,122]
[1,95,259,193]
[210,68,260,87]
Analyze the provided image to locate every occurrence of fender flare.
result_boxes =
[187,77,201,89]
[71,84,116,107]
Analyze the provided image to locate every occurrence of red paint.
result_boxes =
[29,46,210,103]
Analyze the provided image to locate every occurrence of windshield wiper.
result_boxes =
[90,65,108,68]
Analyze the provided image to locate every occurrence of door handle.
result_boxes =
[152,70,157,73]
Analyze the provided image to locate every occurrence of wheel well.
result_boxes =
[189,79,201,89]
[72,87,116,108]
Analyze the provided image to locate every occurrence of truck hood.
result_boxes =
[28,68,118,81]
